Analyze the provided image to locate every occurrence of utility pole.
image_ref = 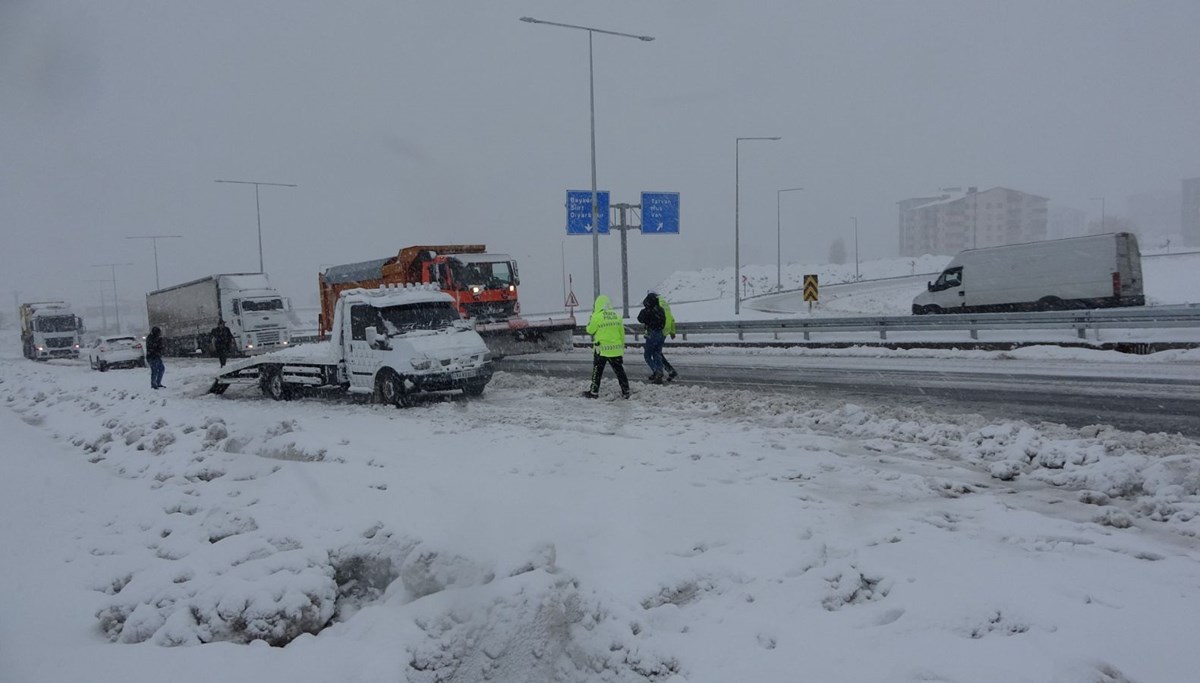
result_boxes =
[125,235,182,290]
[851,216,860,281]
[91,263,132,333]
[215,179,297,273]
[610,203,642,319]
[84,279,112,332]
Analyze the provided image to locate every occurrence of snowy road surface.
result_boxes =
[500,349,1200,437]
[3,351,1200,683]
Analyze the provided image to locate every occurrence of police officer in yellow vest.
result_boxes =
[583,294,631,399]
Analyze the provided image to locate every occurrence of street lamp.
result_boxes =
[735,136,781,314]
[776,187,803,290]
[92,263,132,333]
[520,16,654,301]
[125,235,182,290]
[851,216,860,281]
[214,179,297,273]
[1090,196,1106,233]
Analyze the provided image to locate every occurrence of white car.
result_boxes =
[86,335,146,371]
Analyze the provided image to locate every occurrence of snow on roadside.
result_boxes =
[3,354,1200,682]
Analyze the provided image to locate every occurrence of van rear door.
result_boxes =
[1114,233,1143,298]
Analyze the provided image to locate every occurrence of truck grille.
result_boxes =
[464,301,517,322]
[257,330,281,345]
[45,337,74,348]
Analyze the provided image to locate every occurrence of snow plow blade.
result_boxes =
[475,315,576,358]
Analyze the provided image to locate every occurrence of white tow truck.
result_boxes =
[209,285,493,406]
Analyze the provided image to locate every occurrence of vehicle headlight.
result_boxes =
[410,357,433,370]
[471,285,482,295]
[481,352,492,362]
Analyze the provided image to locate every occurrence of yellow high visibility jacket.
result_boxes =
[586,295,625,357]
[661,297,676,336]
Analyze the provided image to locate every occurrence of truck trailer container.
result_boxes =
[146,273,291,356]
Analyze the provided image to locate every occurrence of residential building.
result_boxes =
[898,187,1049,256]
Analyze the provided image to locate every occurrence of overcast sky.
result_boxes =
[3,0,1198,319]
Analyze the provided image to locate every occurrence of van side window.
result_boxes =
[933,267,963,291]
[350,305,373,341]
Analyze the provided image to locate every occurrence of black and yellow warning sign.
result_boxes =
[803,274,819,302]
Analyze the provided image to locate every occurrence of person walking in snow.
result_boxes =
[583,294,630,399]
[210,319,235,367]
[637,291,669,384]
[652,289,678,382]
[145,326,166,389]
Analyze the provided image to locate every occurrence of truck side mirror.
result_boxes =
[365,326,388,350]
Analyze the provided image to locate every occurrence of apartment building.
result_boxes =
[898,187,1049,256]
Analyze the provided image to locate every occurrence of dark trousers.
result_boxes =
[643,330,665,376]
[216,352,228,368]
[589,353,630,394]
[148,357,165,388]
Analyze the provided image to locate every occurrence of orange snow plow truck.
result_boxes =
[318,245,575,357]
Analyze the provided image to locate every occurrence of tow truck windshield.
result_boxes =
[37,315,78,333]
[377,302,461,335]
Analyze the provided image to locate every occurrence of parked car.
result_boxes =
[86,335,146,371]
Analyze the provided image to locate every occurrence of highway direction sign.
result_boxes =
[640,192,680,234]
[566,190,610,235]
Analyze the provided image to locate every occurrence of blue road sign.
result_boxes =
[640,192,680,234]
[566,190,610,235]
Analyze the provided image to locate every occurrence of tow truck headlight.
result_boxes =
[471,285,482,295]
[508,285,516,292]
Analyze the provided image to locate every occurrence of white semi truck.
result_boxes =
[209,285,492,406]
[20,301,83,360]
[912,232,1145,315]
[147,273,291,356]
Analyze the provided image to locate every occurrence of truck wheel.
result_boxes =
[260,366,291,401]
[98,360,108,372]
[376,371,412,408]
[1036,297,1063,312]
[924,305,943,315]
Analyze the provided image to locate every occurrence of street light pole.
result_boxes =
[776,187,804,290]
[92,263,132,333]
[735,136,781,314]
[851,216,860,281]
[215,179,297,273]
[1090,196,1106,233]
[125,235,182,290]
[520,16,654,301]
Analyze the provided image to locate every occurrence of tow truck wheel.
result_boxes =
[260,366,290,401]
[377,371,412,408]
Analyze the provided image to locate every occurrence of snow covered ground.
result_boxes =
[2,252,1198,682]
[4,339,1200,682]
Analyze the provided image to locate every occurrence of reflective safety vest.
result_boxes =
[661,298,676,336]
[586,295,625,357]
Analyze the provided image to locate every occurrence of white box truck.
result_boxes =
[146,273,291,356]
[912,232,1145,315]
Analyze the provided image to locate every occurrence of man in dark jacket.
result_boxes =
[637,292,667,384]
[210,319,235,367]
[145,326,166,389]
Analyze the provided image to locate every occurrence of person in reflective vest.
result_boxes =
[583,294,630,399]
[653,289,679,381]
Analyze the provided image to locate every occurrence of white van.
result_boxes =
[912,233,1144,314]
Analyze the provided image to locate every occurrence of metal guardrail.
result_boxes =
[575,305,1200,342]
